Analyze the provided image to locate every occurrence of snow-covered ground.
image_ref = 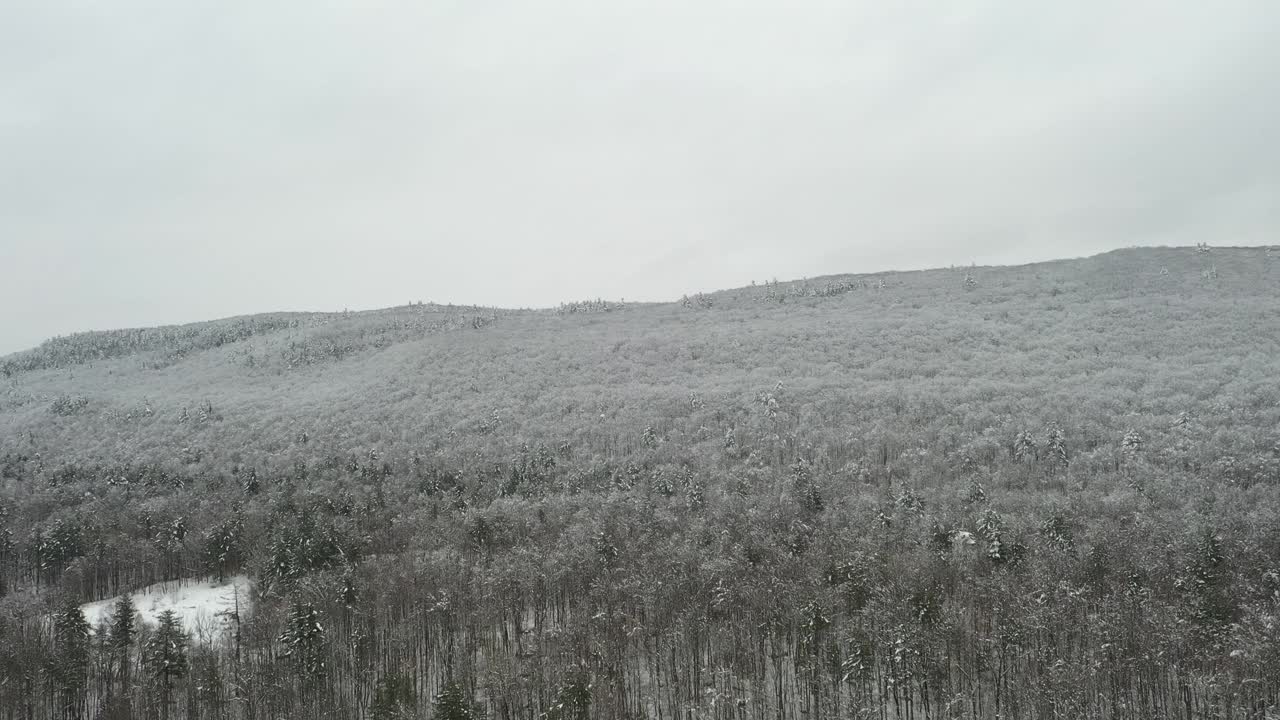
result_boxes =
[80,575,252,642]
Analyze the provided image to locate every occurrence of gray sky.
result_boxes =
[3,1,1278,355]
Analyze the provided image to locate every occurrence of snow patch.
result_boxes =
[81,576,252,642]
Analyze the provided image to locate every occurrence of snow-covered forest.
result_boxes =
[1,246,1279,719]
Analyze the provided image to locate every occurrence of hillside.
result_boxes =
[5,246,1278,467]
[2,245,1279,719]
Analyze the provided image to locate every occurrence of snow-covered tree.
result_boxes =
[370,672,416,720]
[966,479,988,506]
[203,515,243,581]
[280,601,326,677]
[109,594,137,690]
[641,425,658,449]
[1122,429,1143,458]
[1013,430,1037,463]
[50,599,90,719]
[143,609,188,719]
[543,668,591,720]
[1044,423,1068,476]
[433,680,480,720]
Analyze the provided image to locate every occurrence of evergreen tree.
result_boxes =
[241,466,260,496]
[650,469,675,497]
[1121,429,1143,454]
[964,478,987,506]
[1185,531,1238,642]
[800,481,825,514]
[371,672,417,720]
[203,514,243,581]
[280,601,327,677]
[0,528,12,596]
[1039,515,1076,553]
[142,609,189,720]
[108,594,137,693]
[1013,430,1037,463]
[49,599,90,720]
[641,425,658,449]
[433,680,480,720]
[543,669,591,720]
[685,476,706,510]
[976,510,1005,563]
[1044,423,1068,476]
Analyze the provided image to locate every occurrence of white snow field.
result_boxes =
[80,575,252,642]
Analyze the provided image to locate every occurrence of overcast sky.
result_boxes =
[2,1,1278,355]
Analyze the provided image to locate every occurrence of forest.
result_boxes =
[0,246,1278,719]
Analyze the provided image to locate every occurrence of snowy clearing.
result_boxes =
[80,576,252,642]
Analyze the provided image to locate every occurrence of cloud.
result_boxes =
[2,0,1278,353]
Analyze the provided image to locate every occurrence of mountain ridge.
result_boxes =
[3,244,1277,469]
[3,243,1269,363]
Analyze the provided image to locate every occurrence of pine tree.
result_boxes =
[143,609,189,720]
[433,680,480,720]
[964,478,987,506]
[280,601,327,678]
[1186,531,1238,642]
[800,481,825,515]
[370,672,417,720]
[641,425,658,449]
[895,488,925,517]
[1039,515,1075,553]
[203,515,243,582]
[1013,430,1037,463]
[0,528,11,596]
[650,469,675,497]
[1121,429,1143,458]
[543,669,591,720]
[685,477,706,510]
[977,510,1005,563]
[109,594,137,693]
[1044,423,1068,476]
[49,599,90,720]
